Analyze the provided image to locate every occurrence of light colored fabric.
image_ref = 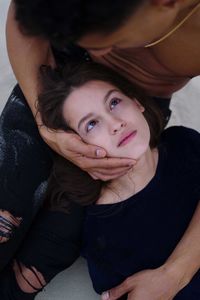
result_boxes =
[167,76,200,131]
[0,1,200,299]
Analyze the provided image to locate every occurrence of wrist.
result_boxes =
[34,110,44,128]
[162,259,192,292]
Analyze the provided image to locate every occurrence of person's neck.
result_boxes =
[146,0,200,49]
[97,147,158,204]
[181,0,200,10]
[166,0,200,27]
[175,0,200,26]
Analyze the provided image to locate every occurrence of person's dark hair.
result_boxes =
[38,62,164,211]
[14,0,141,47]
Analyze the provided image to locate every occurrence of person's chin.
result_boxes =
[106,143,148,159]
[107,150,136,159]
[116,147,148,160]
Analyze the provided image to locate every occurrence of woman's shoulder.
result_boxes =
[162,125,200,145]
[160,126,200,160]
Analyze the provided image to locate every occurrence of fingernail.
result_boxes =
[102,291,109,300]
[96,149,105,157]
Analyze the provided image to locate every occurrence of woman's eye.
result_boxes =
[110,98,121,110]
[86,120,98,132]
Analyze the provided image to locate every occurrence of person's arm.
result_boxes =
[6,1,53,124]
[6,1,135,180]
[102,201,200,300]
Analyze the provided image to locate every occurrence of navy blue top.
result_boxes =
[82,126,200,299]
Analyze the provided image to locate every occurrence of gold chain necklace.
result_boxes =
[145,1,200,48]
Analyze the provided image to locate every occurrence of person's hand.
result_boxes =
[39,127,135,180]
[101,265,186,300]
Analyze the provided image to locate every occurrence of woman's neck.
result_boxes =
[97,147,158,205]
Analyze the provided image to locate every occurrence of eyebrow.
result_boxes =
[77,89,119,130]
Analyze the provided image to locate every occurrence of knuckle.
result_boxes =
[100,176,109,181]
[79,159,93,171]
[89,173,98,180]
[78,161,86,170]
[124,276,133,289]
[111,289,118,299]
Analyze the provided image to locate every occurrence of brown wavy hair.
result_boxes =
[37,62,165,211]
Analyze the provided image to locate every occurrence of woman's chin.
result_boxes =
[107,152,139,160]
[106,146,149,160]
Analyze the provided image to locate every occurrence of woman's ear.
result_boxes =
[134,99,145,112]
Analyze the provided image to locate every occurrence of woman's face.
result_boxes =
[78,1,179,56]
[63,80,150,159]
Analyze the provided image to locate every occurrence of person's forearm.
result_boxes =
[164,201,200,289]
[6,1,55,124]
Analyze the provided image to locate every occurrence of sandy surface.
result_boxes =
[1,1,200,300]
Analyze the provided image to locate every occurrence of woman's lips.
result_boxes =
[118,130,137,147]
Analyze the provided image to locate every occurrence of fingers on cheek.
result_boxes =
[88,173,98,180]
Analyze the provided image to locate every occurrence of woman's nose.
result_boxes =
[110,118,126,134]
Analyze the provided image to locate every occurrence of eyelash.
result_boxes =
[86,120,98,132]
[109,97,121,110]
[85,97,122,133]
